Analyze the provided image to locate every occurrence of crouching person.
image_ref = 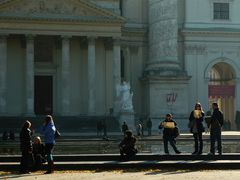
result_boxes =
[119,130,137,159]
[33,136,45,171]
[159,113,181,155]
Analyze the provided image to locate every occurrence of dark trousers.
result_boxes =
[45,143,54,173]
[20,151,33,173]
[193,133,203,153]
[163,136,179,153]
[120,147,137,158]
[148,128,151,136]
[210,129,222,154]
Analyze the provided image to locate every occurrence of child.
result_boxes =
[119,130,137,159]
[159,113,181,155]
[33,136,45,170]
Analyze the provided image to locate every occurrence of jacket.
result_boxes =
[20,128,33,152]
[209,108,224,130]
[189,111,205,133]
[159,119,177,138]
[40,122,56,144]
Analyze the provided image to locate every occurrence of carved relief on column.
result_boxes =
[0,35,7,114]
[61,35,71,115]
[25,35,35,116]
[146,0,182,76]
[88,37,96,115]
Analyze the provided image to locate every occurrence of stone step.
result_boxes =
[1,160,240,171]
[1,154,240,162]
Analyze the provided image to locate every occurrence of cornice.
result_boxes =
[181,28,240,36]
[0,13,123,24]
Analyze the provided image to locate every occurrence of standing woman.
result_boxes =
[40,115,56,174]
[19,120,33,174]
[188,103,205,155]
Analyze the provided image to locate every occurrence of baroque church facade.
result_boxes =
[0,0,240,131]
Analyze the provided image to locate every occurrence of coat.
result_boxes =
[20,128,33,152]
[209,108,224,130]
[40,122,56,144]
[159,119,178,138]
[189,111,205,133]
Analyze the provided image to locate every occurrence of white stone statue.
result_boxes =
[117,81,133,112]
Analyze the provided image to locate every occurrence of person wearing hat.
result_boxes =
[119,130,137,159]
[159,113,181,155]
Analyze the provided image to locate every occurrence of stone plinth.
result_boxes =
[119,111,135,132]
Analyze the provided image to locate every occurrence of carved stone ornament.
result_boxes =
[184,44,207,55]
[0,0,100,16]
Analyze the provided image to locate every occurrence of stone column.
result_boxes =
[143,0,190,129]
[0,35,7,114]
[61,36,71,115]
[88,37,96,115]
[146,0,182,76]
[113,38,121,100]
[26,35,35,116]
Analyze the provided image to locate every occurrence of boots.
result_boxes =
[44,160,54,174]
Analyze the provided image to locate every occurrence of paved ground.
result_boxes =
[1,170,240,180]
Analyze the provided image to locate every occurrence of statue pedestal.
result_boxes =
[119,111,135,132]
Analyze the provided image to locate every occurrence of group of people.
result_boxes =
[119,102,224,157]
[188,102,224,155]
[19,115,57,174]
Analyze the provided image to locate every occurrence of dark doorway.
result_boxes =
[34,76,53,115]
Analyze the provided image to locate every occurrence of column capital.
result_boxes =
[25,34,35,40]
[87,36,97,44]
[113,37,121,46]
[61,35,72,40]
[0,34,8,39]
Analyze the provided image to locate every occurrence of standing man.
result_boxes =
[208,103,224,155]
[147,117,152,136]
[121,122,128,135]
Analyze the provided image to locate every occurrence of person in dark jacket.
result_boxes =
[208,103,224,155]
[121,121,128,135]
[188,103,205,155]
[19,120,33,174]
[159,113,181,155]
[119,130,137,159]
[33,136,45,170]
[40,115,56,174]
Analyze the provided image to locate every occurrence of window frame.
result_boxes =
[210,0,234,21]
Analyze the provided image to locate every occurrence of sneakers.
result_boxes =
[208,152,215,155]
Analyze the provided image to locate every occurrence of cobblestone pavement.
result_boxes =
[1,170,240,180]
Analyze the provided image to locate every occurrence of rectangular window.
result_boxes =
[213,3,229,20]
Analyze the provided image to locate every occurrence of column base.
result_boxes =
[143,75,190,131]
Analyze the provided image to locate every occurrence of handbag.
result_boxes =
[173,126,180,138]
[54,129,61,138]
